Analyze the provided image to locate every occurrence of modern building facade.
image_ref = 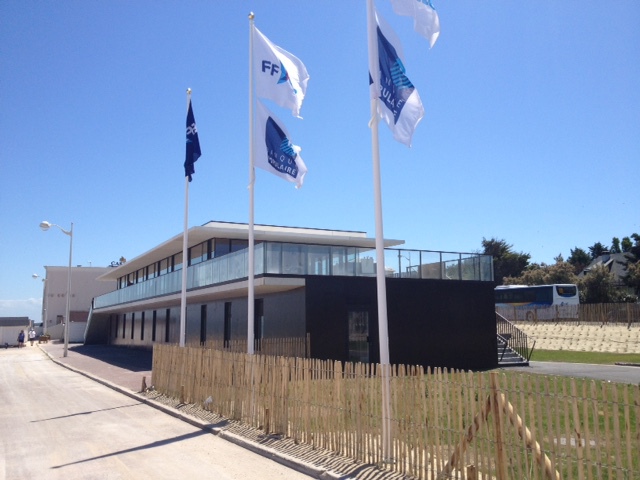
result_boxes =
[42,266,117,342]
[88,221,497,370]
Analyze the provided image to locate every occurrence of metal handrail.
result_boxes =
[496,312,532,361]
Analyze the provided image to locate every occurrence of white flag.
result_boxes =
[254,100,307,188]
[370,8,424,147]
[253,26,309,118]
[390,0,440,48]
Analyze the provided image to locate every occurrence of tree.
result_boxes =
[623,261,640,297]
[621,236,633,253]
[504,260,578,286]
[610,237,621,254]
[588,242,608,259]
[481,238,530,284]
[567,247,590,275]
[578,264,618,303]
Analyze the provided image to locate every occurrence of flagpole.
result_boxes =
[366,0,393,464]
[179,89,192,348]
[247,12,256,355]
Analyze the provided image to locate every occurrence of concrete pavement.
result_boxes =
[1,345,316,480]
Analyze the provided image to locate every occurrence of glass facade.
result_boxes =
[95,241,493,310]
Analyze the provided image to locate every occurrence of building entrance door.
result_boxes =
[348,310,369,363]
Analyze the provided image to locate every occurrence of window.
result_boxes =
[190,241,209,266]
[215,239,231,258]
[152,311,157,342]
[254,299,264,341]
[164,309,170,343]
[148,262,157,280]
[159,258,170,276]
[282,244,305,274]
[122,314,127,339]
[200,305,207,345]
[140,311,145,341]
[173,252,183,272]
[230,239,248,253]
[114,315,119,339]
[131,312,135,339]
[224,302,232,347]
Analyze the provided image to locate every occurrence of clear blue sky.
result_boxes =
[1,1,639,321]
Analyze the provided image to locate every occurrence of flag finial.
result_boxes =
[187,88,191,94]
[248,12,254,20]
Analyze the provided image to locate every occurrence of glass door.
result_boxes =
[348,310,369,363]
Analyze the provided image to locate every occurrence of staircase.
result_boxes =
[497,334,529,366]
[496,313,532,367]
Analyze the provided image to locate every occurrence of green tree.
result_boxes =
[621,236,633,253]
[630,233,640,258]
[567,247,590,275]
[588,242,608,259]
[623,260,640,297]
[481,238,530,285]
[610,237,621,254]
[578,264,618,303]
[504,260,578,286]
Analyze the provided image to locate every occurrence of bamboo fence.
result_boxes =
[151,344,639,480]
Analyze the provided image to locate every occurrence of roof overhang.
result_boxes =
[97,221,404,281]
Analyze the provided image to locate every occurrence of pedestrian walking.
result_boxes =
[28,328,36,346]
[17,330,25,348]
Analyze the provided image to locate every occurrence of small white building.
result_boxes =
[41,266,117,342]
[0,317,31,346]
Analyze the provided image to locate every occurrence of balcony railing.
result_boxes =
[93,243,493,310]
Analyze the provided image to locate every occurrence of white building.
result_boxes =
[41,266,117,342]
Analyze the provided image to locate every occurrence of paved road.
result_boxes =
[0,346,311,480]
[502,361,640,384]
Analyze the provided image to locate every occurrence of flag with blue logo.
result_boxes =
[253,26,309,119]
[370,9,424,147]
[390,0,440,48]
[184,98,201,182]
[254,100,307,188]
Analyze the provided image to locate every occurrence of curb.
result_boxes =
[39,346,346,480]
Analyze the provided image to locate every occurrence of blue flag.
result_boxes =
[184,98,201,182]
[254,100,307,188]
[370,8,424,147]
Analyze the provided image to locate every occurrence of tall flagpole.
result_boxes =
[247,12,256,355]
[366,0,393,464]
[179,88,192,348]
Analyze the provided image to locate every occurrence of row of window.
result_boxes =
[117,238,250,289]
[113,310,169,343]
[112,299,263,346]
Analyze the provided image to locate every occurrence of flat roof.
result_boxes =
[98,221,404,281]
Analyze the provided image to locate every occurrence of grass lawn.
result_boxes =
[530,348,640,365]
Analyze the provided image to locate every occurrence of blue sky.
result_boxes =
[1,1,639,320]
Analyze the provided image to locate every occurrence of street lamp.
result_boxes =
[40,221,73,357]
[32,273,48,335]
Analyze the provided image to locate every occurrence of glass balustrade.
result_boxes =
[93,242,493,309]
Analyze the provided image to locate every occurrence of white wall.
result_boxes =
[43,266,116,329]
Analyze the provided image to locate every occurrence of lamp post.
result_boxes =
[32,273,48,335]
[40,221,73,357]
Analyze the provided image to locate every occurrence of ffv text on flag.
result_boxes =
[253,26,309,118]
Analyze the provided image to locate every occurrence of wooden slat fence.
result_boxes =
[186,334,310,358]
[498,303,640,327]
[152,345,639,480]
